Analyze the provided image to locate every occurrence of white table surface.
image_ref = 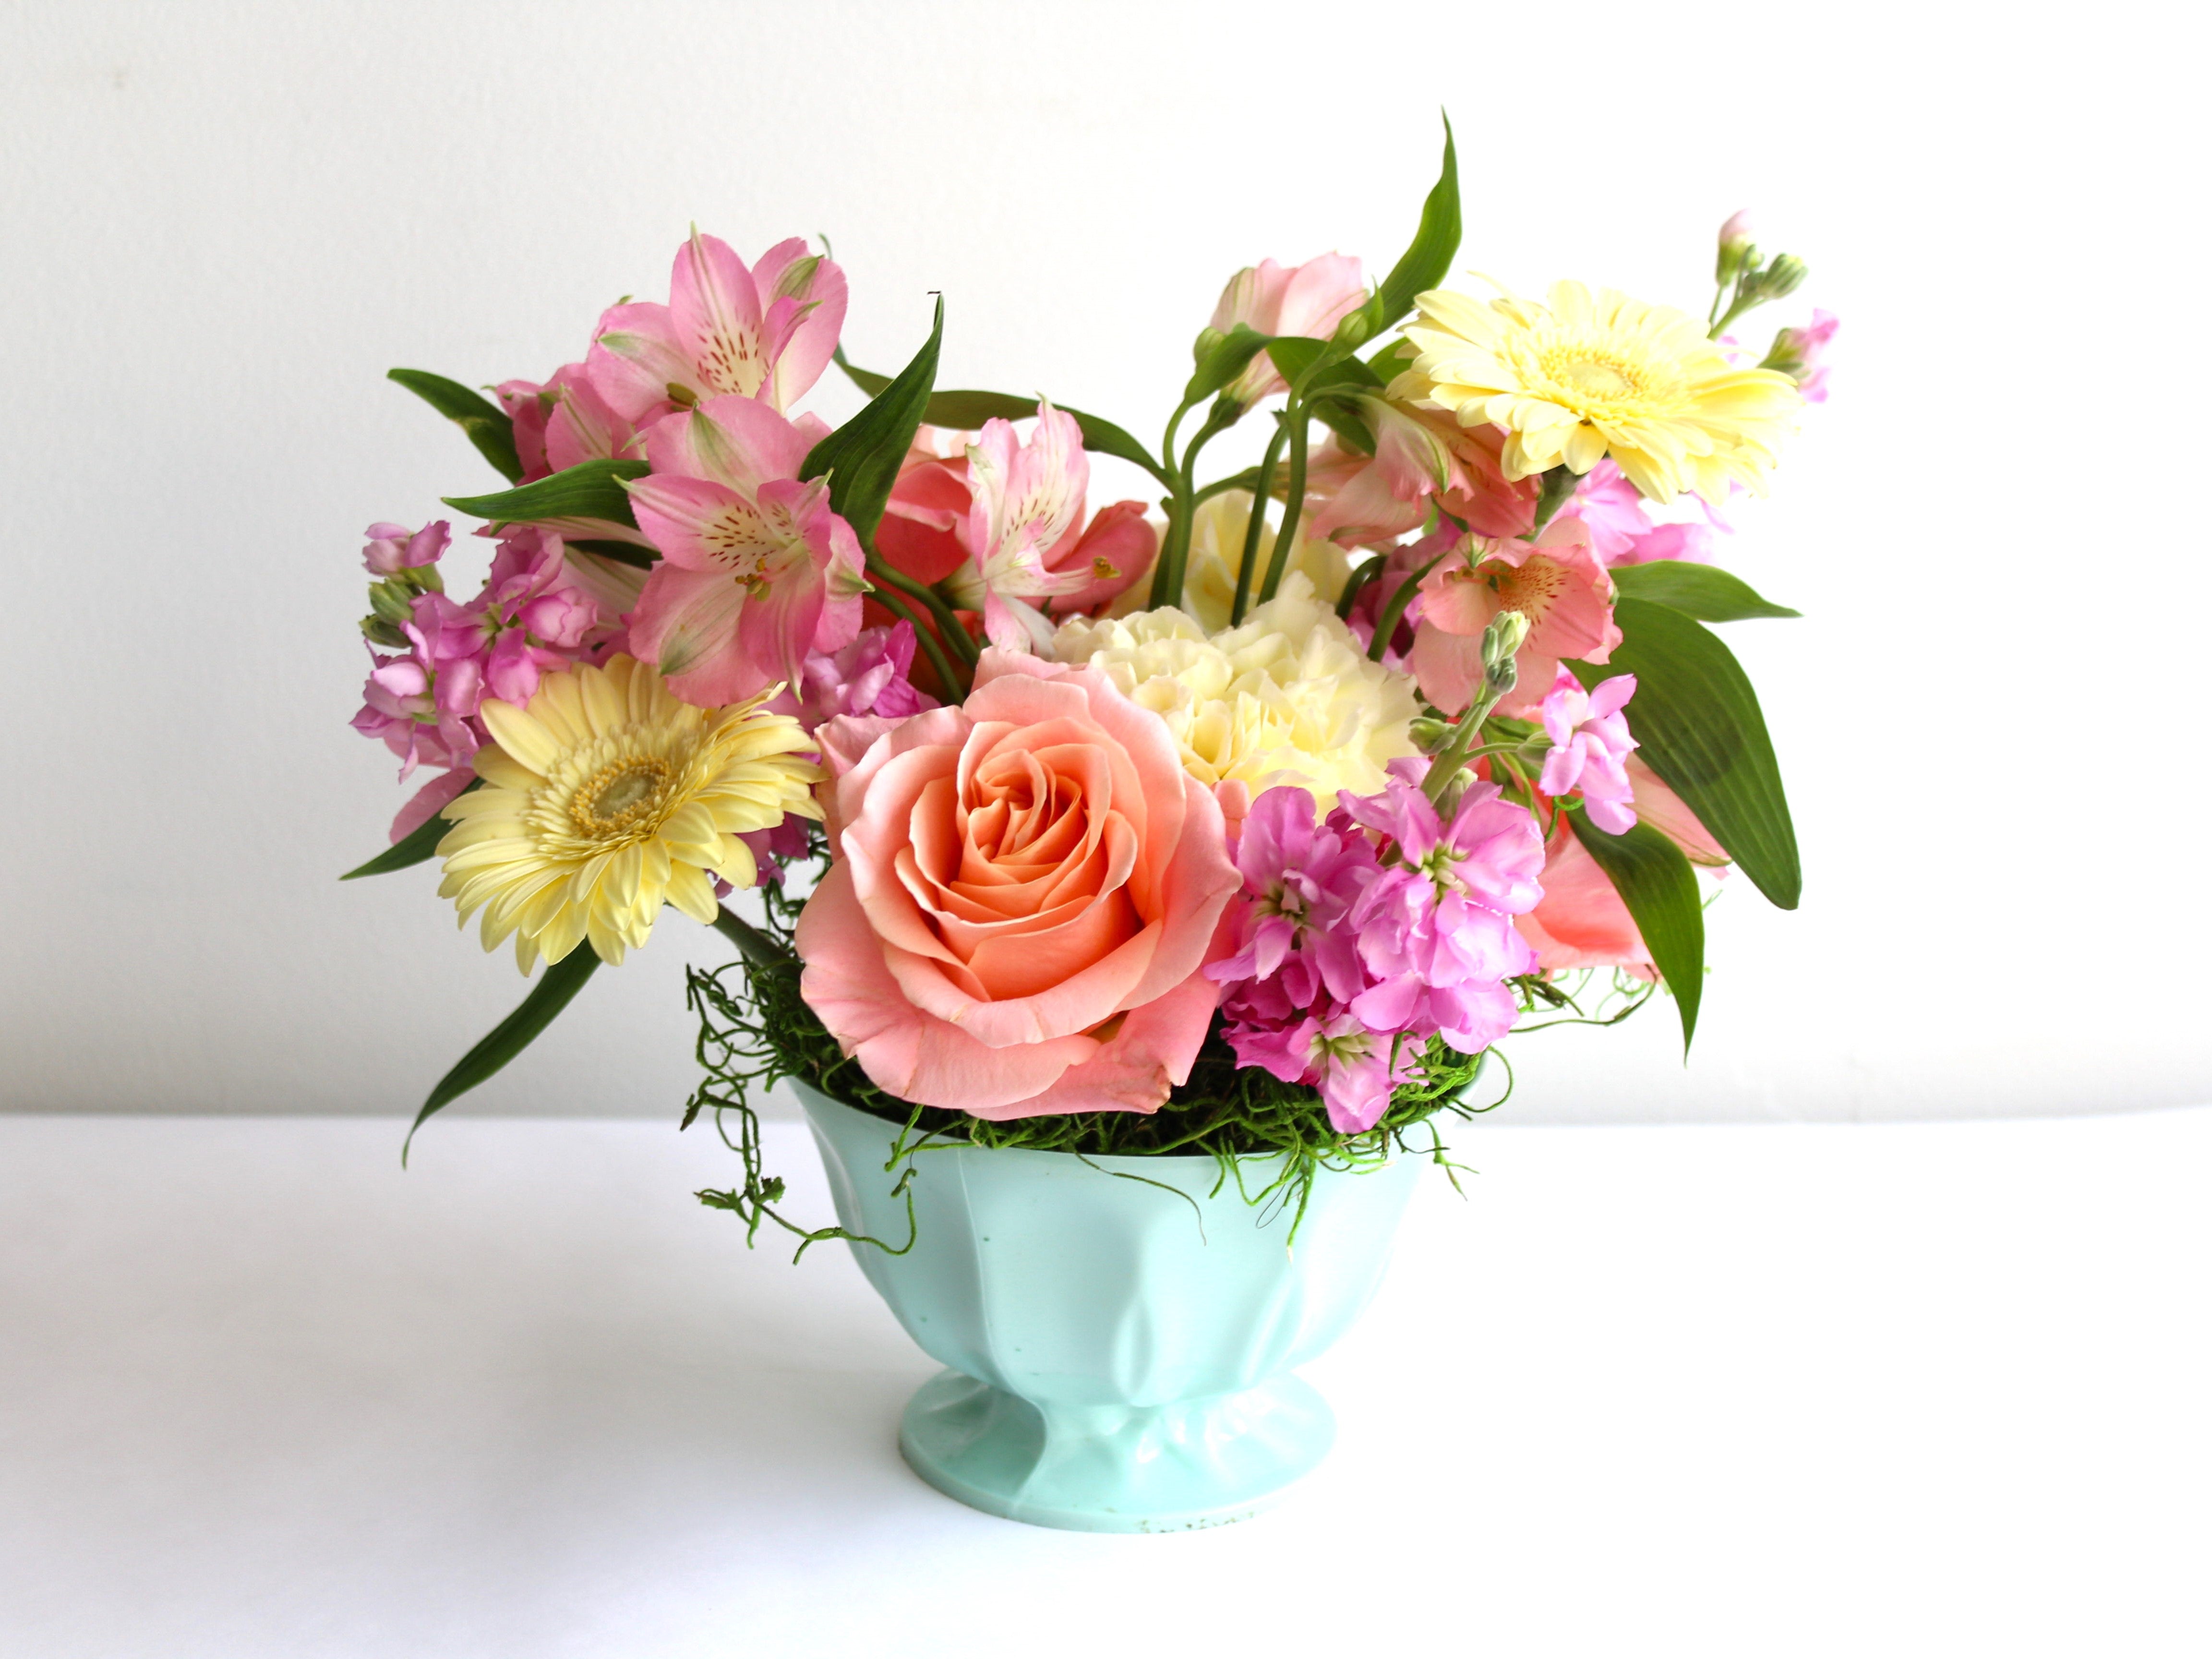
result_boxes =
[3,1107,2206,1659]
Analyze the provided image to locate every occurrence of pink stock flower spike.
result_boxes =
[362,520,449,576]
[1539,668,1639,833]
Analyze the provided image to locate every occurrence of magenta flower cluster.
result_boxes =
[1207,767,1546,1134]
[350,522,606,835]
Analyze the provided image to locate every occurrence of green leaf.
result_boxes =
[388,368,523,483]
[1611,561,1801,622]
[1373,115,1460,329]
[835,351,1169,484]
[338,780,481,880]
[404,949,600,1164]
[802,296,943,544]
[1566,808,1705,1053]
[1183,324,1273,406]
[1573,597,1801,909]
[445,457,651,531]
[1309,392,1375,456]
[562,538,656,569]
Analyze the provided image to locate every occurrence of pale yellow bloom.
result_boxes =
[435,655,823,972]
[1394,280,1802,503]
[1055,573,1419,813]
[1122,491,1350,634]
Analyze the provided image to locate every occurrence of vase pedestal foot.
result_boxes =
[897,1368,1335,1533]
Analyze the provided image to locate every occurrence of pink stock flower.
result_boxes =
[1772,308,1839,403]
[1231,1011,1422,1135]
[1566,459,1727,567]
[1210,775,1543,1130]
[1207,786,1379,1011]
[350,529,603,781]
[1514,757,1728,974]
[795,650,1242,1120]
[940,404,1154,650]
[586,231,847,426]
[624,395,866,706]
[1538,669,1639,834]
[1335,775,1543,1053]
[1411,518,1621,717]
[1307,402,1540,548]
[797,621,938,732]
[1211,255,1368,402]
[362,519,449,575]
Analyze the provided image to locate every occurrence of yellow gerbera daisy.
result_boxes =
[1393,280,1803,503]
[434,654,823,972]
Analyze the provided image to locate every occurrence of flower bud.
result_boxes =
[1757,253,1808,299]
[1715,210,1756,283]
[1482,610,1531,685]
[1191,325,1227,367]
[361,614,410,649]
[1330,295,1379,350]
[368,579,415,625]
[1410,716,1455,753]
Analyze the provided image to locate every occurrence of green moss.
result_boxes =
[683,851,1651,1256]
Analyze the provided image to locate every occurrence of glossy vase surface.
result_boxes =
[796,1082,1421,1533]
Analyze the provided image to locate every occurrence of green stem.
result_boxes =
[1229,416,1290,627]
[865,554,978,667]
[1254,405,1311,605]
[1528,465,1580,539]
[711,906,791,967]
[1334,553,1385,621]
[1365,545,1451,663]
[1147,399,1200,608]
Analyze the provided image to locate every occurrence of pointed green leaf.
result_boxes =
[1374,115,1460,329]
[802,297,943,544]
[1566,808,1705,1053]
[405,950,600,1164]
[444,457,651,533]
[1611,561,1801,622]
[1573,597,1801,909]
[835,352,1169,484]
[339,780,481,880]
[388,368,523,483]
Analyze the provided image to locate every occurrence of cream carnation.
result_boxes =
[1053,573,1419,811]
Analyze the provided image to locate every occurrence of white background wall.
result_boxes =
[1,0,2203,1122]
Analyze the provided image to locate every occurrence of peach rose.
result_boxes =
[795,650,1242,1119]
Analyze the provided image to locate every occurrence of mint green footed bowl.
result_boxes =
[795,1083,1423,1533]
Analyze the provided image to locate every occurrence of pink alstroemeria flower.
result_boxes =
[624,395,866,706]
[1410,518,1621,717]
[940,403,1154,651]
[1211,255,1368,402]
[1538,668,1639,834]
[498,366,647,484]
[586,231,847,426]
[1307,402,1540,547]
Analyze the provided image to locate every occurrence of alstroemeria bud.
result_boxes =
[1716,210,1756,282]
[1191,325,1227,366]
[1481,611,1531,691]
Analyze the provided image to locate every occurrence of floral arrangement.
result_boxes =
[344,128,1830,1232]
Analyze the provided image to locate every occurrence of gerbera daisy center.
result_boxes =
[572,756,673,838]
[1545,351,1641,402]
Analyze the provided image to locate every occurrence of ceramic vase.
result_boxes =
[797,1082,1421,1533]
